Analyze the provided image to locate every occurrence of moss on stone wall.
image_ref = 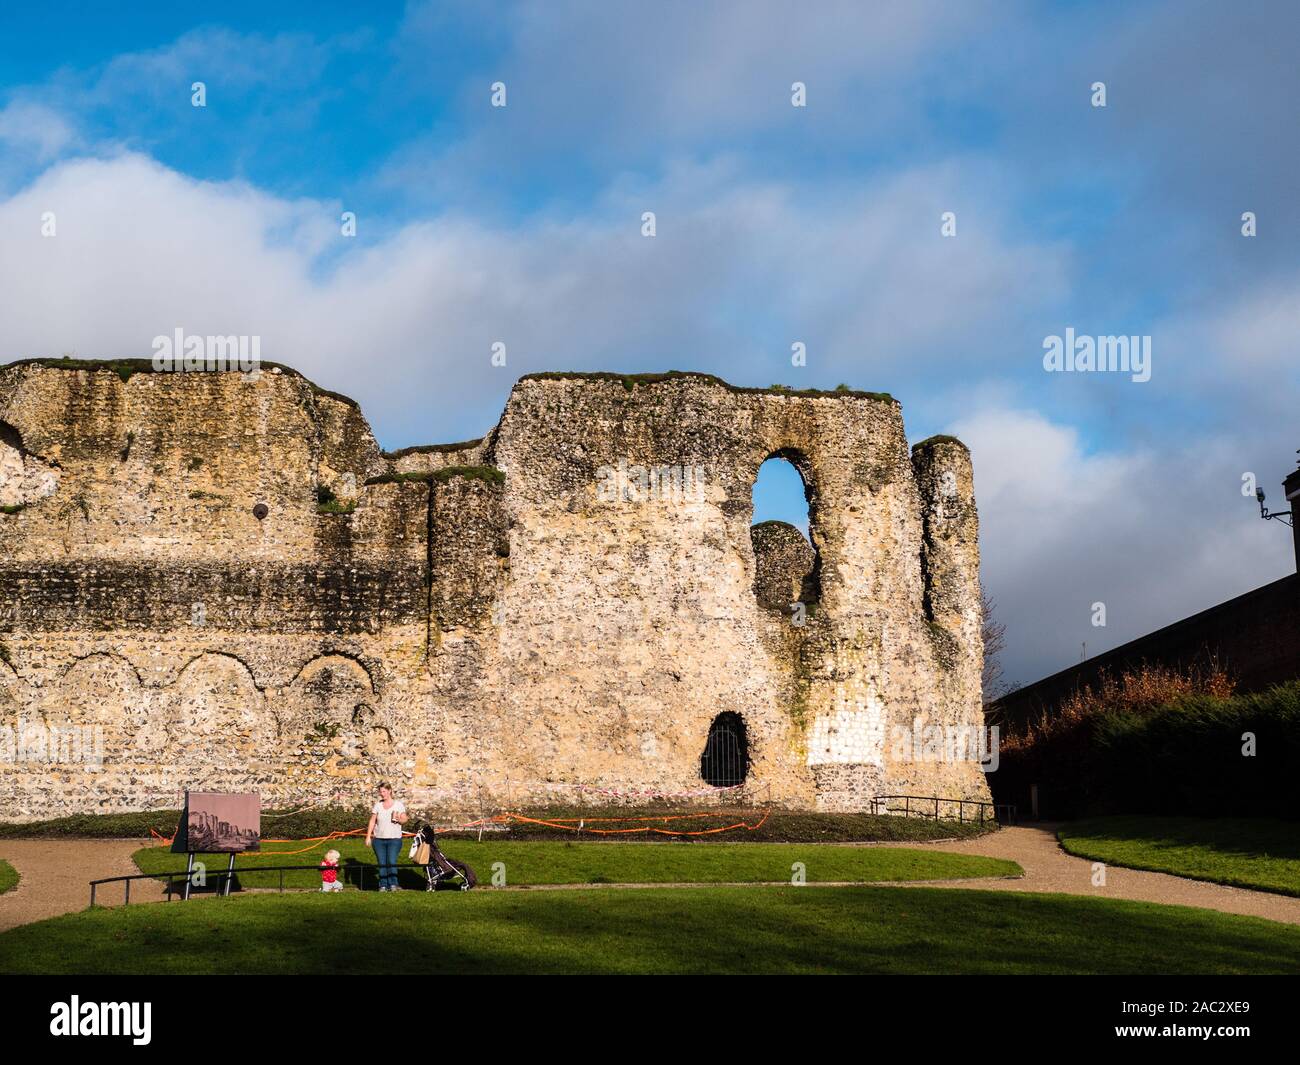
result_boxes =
[11,357,151,383]
[432,465,505,485]
[365,471,435,486]
[926,620,960,672]
[365,465,504,487]
[751,520,817,612]
[788,677,811,734]
[314,485,357,514]
[316,500,358,515]
[912,434,969,451]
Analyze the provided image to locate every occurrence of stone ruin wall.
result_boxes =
[0,361,990,820]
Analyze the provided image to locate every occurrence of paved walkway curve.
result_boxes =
[1,823,1297,932]
[0,840,164,933]
[884,822,1300,925]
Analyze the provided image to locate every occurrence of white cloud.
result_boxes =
[0,150,1067,447]
[0,101,78,162]
[399,0,1004,146]
[1156,278,1300,403]
[2,146,1288,689]
[86,27,337,109]
[953,407,1295,686]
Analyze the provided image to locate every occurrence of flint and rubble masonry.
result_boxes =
[0,362,987,818]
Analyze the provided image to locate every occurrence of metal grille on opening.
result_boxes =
[699,712,749,788]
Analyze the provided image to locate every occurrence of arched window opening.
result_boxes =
[700,711,749,788]
[750,453,820,612]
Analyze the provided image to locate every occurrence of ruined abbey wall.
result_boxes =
[0,361,989,819]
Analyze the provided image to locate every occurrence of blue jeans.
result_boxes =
[373,837,402,890]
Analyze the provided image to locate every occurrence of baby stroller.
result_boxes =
[409,822,477,891]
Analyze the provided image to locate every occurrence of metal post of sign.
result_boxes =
[223,853,236,897]
[182,852,195,900]
[477,772,488,842]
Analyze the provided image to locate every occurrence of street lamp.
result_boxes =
[1256,452,1298,528]
[1256,488,1293,527]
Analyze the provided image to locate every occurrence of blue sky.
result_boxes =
[1,1,1297,686]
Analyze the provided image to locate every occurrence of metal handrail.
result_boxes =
[87,860,436,907]
[870,794,1016,826]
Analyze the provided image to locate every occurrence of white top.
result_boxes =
[372,799,406,839]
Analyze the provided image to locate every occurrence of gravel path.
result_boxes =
[882,822,1300,925]
[0,840,165,933]
[1,823,1297,931]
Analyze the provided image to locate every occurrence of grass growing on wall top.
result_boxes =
[520,370,895,403]
[912,434,968,451]
[382,438,483,459]
[364,466,504,487]
[1,356,363,408]
[432,465,504,484]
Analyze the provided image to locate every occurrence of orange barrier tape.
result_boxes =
[147,807,772,849]
[503,811,735,824]
[493,809,771,836]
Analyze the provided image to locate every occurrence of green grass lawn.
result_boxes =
[1059,816,1300,897]
[131,839,1021,892]
[0,859,17,895]
[1,887,1297,974]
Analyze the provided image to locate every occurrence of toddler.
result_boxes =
[320,848,343,892]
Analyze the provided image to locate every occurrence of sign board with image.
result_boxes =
[171,792,261,854]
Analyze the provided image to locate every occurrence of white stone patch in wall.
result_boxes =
[0,435,59,509]
[0,438,23,505]
[806,698,885,767]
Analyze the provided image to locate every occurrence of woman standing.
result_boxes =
[365,782,408,892]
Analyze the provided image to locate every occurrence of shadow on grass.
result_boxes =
[1060,816,1300,897]
[2,887,1298,976]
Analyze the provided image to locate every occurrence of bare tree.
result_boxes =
[981,589,1008,704]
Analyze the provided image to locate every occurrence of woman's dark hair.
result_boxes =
[377,781,391,793]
